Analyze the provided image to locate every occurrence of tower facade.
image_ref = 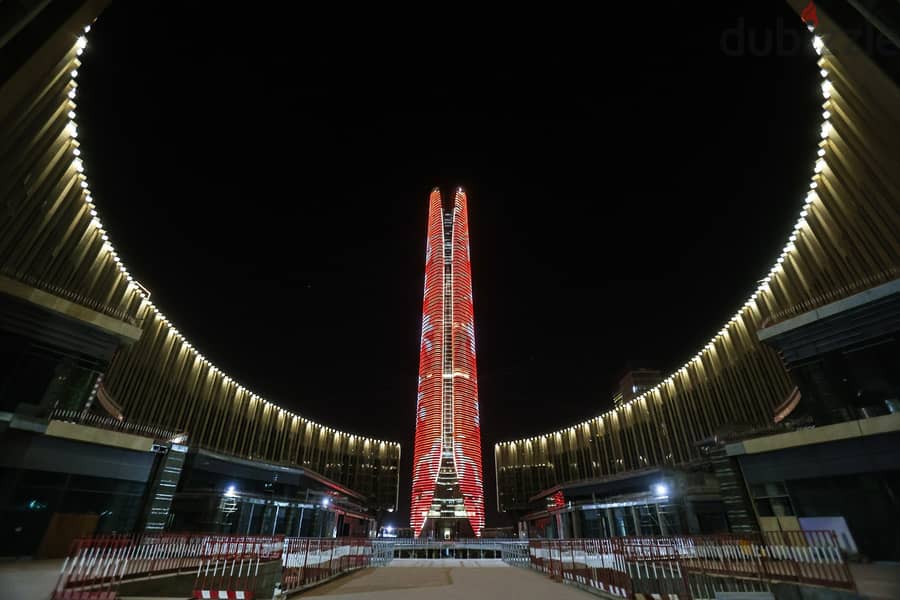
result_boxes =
[411,188,485,538]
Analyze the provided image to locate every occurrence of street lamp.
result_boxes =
[318,497,330,538]
[653,483,669,497]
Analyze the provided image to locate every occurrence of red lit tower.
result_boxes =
[411,188,485,538]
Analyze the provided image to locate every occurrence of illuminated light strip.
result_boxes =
[410,189,485,537]
[411,189,446,537]
[497,27,837,449]
[63,26,400,453]
[450,190,484,536]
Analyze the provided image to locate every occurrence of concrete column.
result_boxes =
[656,503,668,536]
[244,503,256,535]
[605,508,616,537]
[571,509,582,538]
[683,500,701,535]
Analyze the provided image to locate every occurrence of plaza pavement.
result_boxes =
[300,559,596,599]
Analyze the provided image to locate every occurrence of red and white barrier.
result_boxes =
[673,530,854,589]
[51,534,284,600]
[192,535,283,600]
[281,537,372,594]
[525,530,855,598]
[192,590,253,599]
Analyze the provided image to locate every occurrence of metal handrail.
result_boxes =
[762,267,898,328]
[50,408,184,442]
[1,265,139,325]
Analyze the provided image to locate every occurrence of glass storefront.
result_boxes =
[0,466,146,557]
[0,330,102,418]
[169,450,373,537]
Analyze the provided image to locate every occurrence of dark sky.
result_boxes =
[77,2,820,527]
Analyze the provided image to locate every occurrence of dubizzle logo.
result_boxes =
[801,1,819,28]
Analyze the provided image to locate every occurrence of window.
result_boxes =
[751,481,795,517]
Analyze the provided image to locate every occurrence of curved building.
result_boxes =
[0,0,399,550]
[411,188,485,538]
[495,0,900,536]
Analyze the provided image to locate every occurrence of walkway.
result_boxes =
[849,563,900,600]
[0,558,63,600]
[5,557,893,600]
[301,559,594,599]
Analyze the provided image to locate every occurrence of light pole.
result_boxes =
[318,497,330,538]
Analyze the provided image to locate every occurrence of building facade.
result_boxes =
[738,277,900,561]
[411,188,485,539]
[0,0,400,557]
[614,368,663,408]
[495,0,900,549]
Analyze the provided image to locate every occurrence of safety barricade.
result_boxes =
[547,540,563,581]
[621,537,680,562]
[528,540,547,574]
[51,534,210,600]
[674,531,854,590]
[280,537,372,594]
[497,541,530,566]
[523,531,854,598]
[579,539,632,598]
[760,530,854,589]
[534,539,631,597]
[676,534,765,580]
[192,535,283,600]
[50,534,283,600]
[51,535,131,600]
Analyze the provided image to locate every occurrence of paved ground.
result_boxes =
[0,559,191,600]
[300,560,595,599]
[383,559,513,568]
[0,558,64,600]
[850,562,900,600]
[0,558,591,600]
[4,556,895,600]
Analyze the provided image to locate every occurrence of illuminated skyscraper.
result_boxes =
[411,188,485,538]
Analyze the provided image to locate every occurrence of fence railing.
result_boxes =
[50,409,183,442]
[762,266,899,327]
[193,536,284,599]
[387,537,520,547]
[49,531,856,599]
[372,540,396,565]
[280,538,372,594]
[498,541,530,566]
[50,534,373,600]
[372,537,522,560]
[0,266,139,325]
[51,533,283,600]
[528,538,633,597]
[515,531,855,599]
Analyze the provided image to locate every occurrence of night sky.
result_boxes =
[77,2,820,527]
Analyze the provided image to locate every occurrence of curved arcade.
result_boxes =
[494,3,900,513]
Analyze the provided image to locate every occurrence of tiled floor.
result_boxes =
[849,562,900,600]
[301,562,596,598]
[0,558,65,600]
